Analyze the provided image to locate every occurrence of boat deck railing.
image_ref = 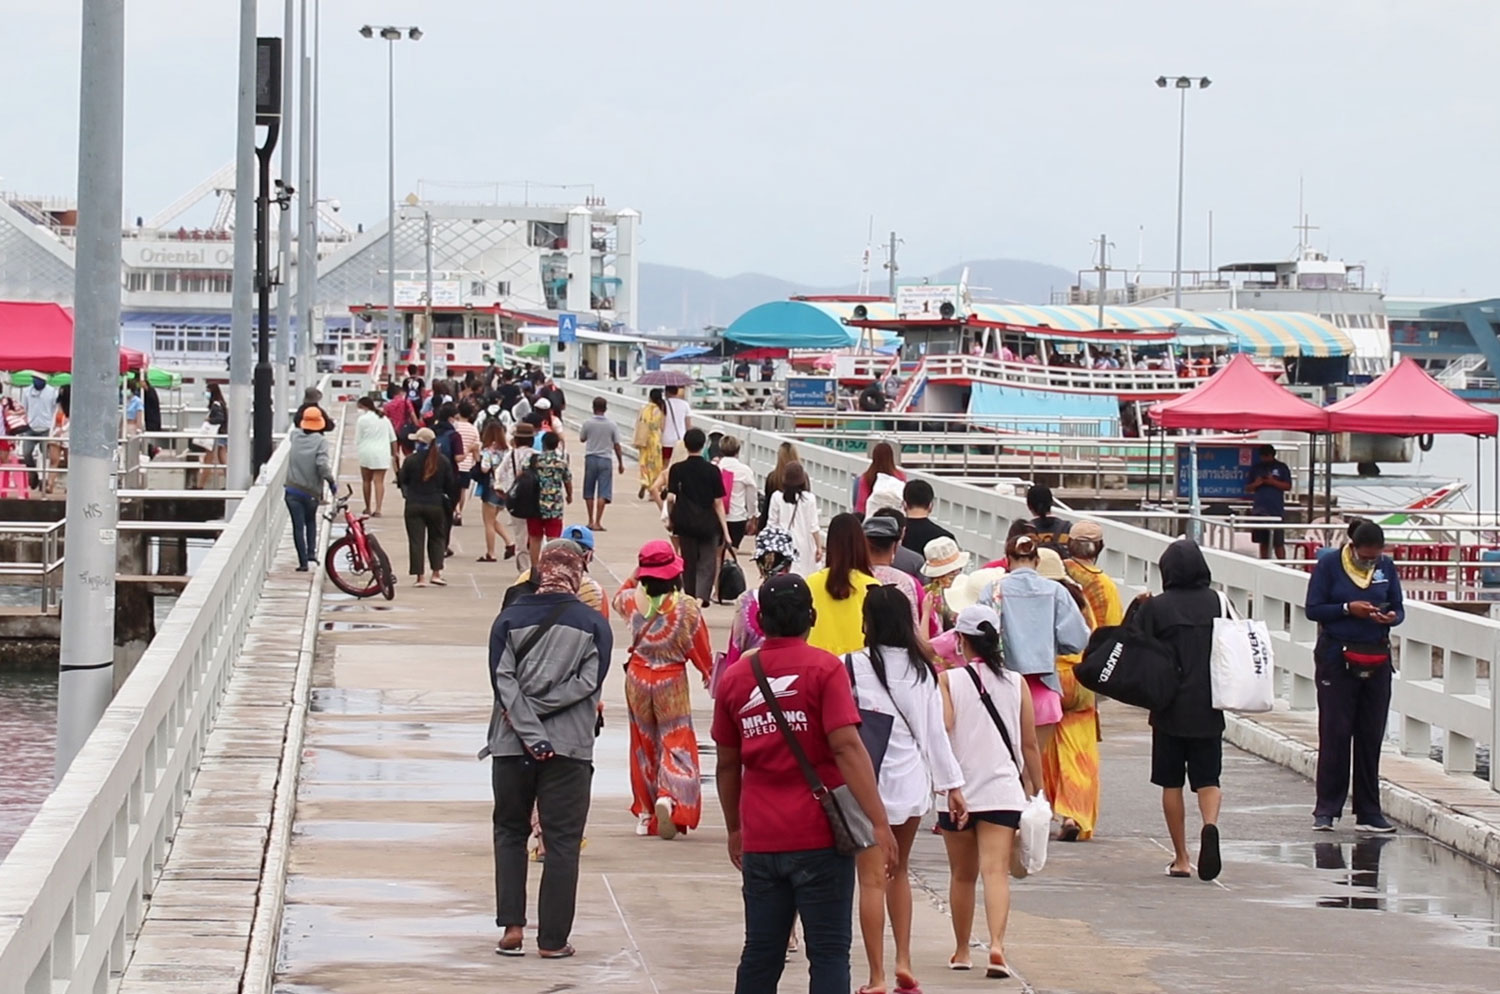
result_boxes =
[916,353,1209,396]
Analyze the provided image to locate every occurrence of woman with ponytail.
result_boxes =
[848,586,966,994]
[936,604,1042,979]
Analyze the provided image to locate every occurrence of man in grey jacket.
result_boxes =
[484,541,613,959]
[285,408,337,571]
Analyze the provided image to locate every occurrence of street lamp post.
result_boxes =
[1155,75,1211,309]
[360,24,421,384]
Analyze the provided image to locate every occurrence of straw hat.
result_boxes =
[944,566,1008,616]
[1036,547,1067,580]
[921,536,970,578]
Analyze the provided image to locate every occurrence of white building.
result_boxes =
[0,174,642,370]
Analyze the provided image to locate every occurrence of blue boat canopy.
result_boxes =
[726,300,898,349]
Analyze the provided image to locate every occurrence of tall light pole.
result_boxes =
[56,0,124,778]
[360,24,422,384]
[1155,75,1211,309]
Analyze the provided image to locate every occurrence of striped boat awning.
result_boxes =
[1204,310,1354,358]
[968,303,1223,332]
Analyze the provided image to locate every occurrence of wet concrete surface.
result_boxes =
[273,447,1500,994]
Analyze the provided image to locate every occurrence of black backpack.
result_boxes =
[506,452,542,519]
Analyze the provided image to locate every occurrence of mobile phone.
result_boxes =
[1376,602,1391,612]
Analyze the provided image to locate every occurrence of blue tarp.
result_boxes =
[659,344,711,364]
[726,300,899,349]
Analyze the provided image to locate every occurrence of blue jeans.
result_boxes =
[285,489,318,568]
[735,848,854,994]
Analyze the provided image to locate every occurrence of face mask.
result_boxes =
[205,391,213,401]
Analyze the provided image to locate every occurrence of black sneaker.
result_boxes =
[1313,815,1336,832]
[1354,814,1396,834]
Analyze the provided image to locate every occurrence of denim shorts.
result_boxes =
[583,454,613,502]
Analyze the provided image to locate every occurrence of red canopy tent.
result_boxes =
[0,301,147,373]
[1148,353,1330,432]
[1325,357,1498,436]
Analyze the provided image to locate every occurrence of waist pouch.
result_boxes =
[1341,641,1390,676]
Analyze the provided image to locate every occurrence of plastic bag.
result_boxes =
[1011,791,1052,878]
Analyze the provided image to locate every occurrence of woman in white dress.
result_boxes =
[938,604,1043,979]
[354,397,397,515]
[764,460,822,578]
[848,586,967,994]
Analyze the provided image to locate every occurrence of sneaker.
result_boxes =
[634,814,651,837]
[655,797,678,840]
[1312,815,1337,832]
[1354,814,1397,834]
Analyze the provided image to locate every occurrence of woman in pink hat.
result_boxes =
[613,539,715,839]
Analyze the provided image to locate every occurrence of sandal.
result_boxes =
[894,969,923,994]
[1165,863,1192,878]
[946,957,971,972]
[431,577,448,587]
[503,545,517,560]
[495,938,524,957]
[477,554,497,562]
[985,953,1011,980]
[1059,818,1081,842]
[537,943,575,959]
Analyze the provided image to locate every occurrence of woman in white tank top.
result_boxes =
[937,605,1042,979]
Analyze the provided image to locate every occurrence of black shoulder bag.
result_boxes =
[961,665,1024,775]
[843,654,894,777]
[747,650,875,855]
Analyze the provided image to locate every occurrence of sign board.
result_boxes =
[393,280,463,308]
[1175,443,1257,499]
[896,283,961,321]
[786,376,838,410]
[440,338,496,370]
[255,38,282,125]
[123,242,236,269]
[558,312,578,344]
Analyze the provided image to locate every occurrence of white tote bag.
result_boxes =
[1209,591,1275,713]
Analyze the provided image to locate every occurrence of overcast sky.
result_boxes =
[5,1,1498,295]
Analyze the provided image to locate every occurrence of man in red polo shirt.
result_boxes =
[712,574,897,994]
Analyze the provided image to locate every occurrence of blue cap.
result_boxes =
[560,524,595,551]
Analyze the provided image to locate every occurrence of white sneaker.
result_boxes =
[635,814,651,837]
[655,797,678,840]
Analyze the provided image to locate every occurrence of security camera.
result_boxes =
[327,199,341,213]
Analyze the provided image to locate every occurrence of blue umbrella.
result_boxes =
[660,344,711,364]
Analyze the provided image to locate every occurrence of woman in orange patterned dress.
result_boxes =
[613,539,714,839]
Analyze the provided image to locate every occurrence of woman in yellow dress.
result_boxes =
[633,388,666,502]
[1037,546,1106,842]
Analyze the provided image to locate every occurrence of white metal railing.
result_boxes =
[917,353,1209,395]
[0,431,294,993]
[565,380,1500,793]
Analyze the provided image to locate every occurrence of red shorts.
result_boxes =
[661,445,674,463]
[527,517,563,539]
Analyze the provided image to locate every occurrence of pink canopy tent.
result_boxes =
[0,301,147,373]
[1326,357,1498,436]
[1148,353,1329,432]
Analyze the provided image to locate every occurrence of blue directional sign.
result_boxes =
[557,312,578,344]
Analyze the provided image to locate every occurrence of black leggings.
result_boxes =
[405,502,447,576]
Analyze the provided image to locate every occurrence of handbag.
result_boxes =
[960,666,1049,877]
[718,557,747,602]
[843,655,895,777]
[1209,591,1275,713]
[747,650,875,855]
[190,419,218,452]
[1075,618,1180,712]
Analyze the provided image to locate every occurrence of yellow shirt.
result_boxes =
[806,569,880,657]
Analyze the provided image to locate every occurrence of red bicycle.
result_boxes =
[324,485,396,600]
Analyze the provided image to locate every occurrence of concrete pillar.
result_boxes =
[565,206,591,315]
[615,208,640,330]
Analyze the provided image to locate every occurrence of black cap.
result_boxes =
[759,573,812,609]
[862,515,900,539]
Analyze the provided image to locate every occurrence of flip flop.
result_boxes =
[894,969,923,994]
[537,944,575,959]
[1198,824,1222,882]
[477,554,497,563]
[1058,819,1081,842]
[495,938,524,957]
[431,577,448,587]
[946,957,972,971]
[985,954,1011,979]
[1165,864,1191,878]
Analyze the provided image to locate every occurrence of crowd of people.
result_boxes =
[350,373,1407,992]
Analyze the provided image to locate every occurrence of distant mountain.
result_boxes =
[635,258,1080,333]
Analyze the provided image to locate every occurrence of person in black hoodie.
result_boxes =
[1135,539,1224,882]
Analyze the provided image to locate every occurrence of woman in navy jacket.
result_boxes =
[1303,520,1405,834]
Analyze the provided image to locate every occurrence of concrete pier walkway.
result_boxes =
[261,435,1500,994]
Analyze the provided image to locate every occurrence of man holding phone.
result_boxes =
[1303,521,1405,834]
